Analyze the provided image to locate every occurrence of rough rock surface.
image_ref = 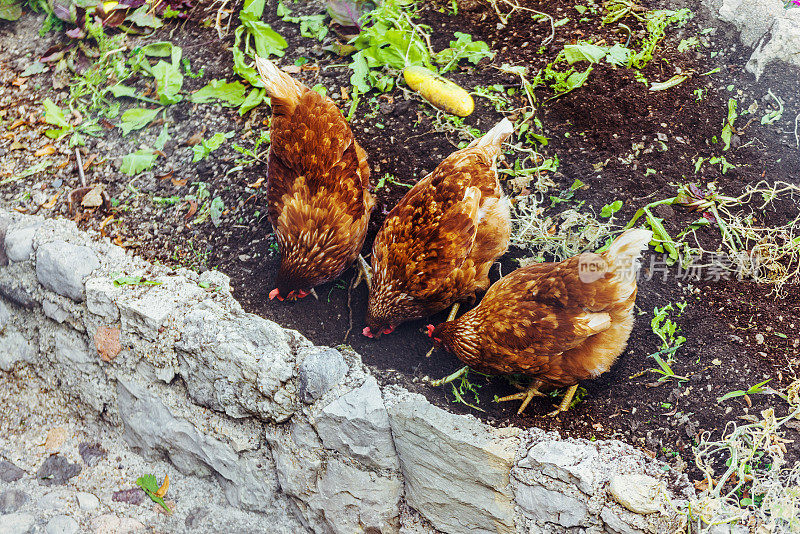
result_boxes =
[0,208,696,534]
[385,387,520,534]
[35,241,100,302]
[512,429,693,533]
[705,0,800,77]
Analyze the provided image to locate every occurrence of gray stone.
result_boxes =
[185,507,209,529]
[310,458,402,533]
[519,440,598,495]
[36,455,82,486]
[175,301,302,422]
[315,376,399,470]
[52,329,111,413]
[5,224,39,263]
[297,347,348,403]
[37,489,72,511]
[0,282,35,309]
[0,513,34,534]
[265,420,324,504]
[91,514,145,533]
[42,299,69,324]
[385,388,519,534]
[0,489,28,513]
[0,217,9,266]
[516,483,591,528]
[76,492,100,511]
[45,515,79,534]
[36,241,100,302]
[198,270,231,292]
[85,276,121,321]
[718,0,784,47]
[0,461,24,483]
[117,379,279,513]
[78,443,106,467]
[608,474,663,515]
[0,301,10,332]
[601,506,645,534]
[118,276,203,341]
[748,10,800,78]
[0,331,36,372]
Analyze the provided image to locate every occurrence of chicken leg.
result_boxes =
[496,380,546,414]
[428,365,468,387]
[547,384,579,417]
[353,255,373,290]
[425,303,460,358]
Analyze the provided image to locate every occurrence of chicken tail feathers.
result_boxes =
[604,229,652,270]
[471,117,514,150]
[255,56,304,104]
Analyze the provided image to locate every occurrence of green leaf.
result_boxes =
[209,197,225,227]
[190,80,247,106]
[600,200,623,217]
[239,88,266,115]
[109,84,138,98]
[141,42,175,57]
[135,474,171,512]
[21,62,46,76]
[126,6,163,28]
[119,107,160,136]
[562,43,608,64]
[120,150,158,175]
[435,32,494,73]
[0,0,22,21]
[721,98,737,151]
[191,131,235,163]
[154,123,169,150]
[243,20,288,58]
[241,0,266,20]
[152,59,184,105]
[43,99,70,128]
[605,43,632,66]
[349,52,371,94]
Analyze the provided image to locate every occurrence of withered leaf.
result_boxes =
[94,325,122,362]
[81,184,104,208]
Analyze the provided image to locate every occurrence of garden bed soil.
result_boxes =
[1,0,799,476]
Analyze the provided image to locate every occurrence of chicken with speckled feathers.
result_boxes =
[255,56,375,301]
[427,229,653,416]
[361,118,514,338]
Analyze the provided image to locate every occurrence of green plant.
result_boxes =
[685,398,800,532]
[232,130,271,165]
[375,173,413,190]
[278,1,328,41]
[717,379,773,403]
[191,132,235,163]
[347,0,492,94]
[135,474,170,512]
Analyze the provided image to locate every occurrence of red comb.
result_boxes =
[426,324,436,338]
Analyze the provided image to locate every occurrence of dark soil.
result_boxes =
[1,0,799,475]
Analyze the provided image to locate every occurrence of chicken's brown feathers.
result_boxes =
[433,229,652,387]
[258,57,373,294]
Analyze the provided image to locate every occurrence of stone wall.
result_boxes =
[701,0,800,78]
[0,209,693,533]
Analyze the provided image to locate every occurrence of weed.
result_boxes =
[685,394,800,532]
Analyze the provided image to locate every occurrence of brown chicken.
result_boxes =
[255,56,374,301]
[428,228,653,415]
[362,118,513,337]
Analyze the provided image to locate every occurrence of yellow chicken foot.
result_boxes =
[353,255,373,290]
[429,366,468,387]
[497,380,546,414]
[424,303,460,358]
[547,384,579,417]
